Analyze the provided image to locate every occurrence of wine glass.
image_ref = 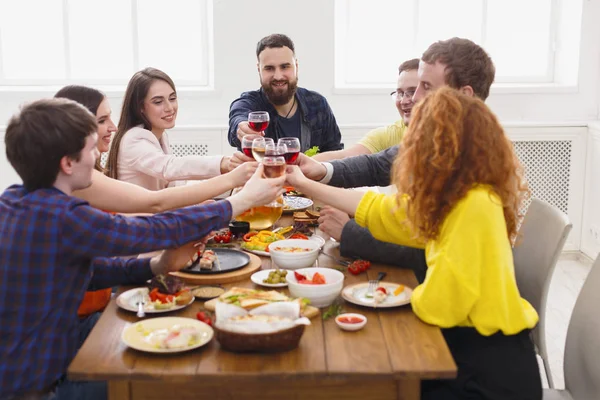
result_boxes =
[265,143,287,157]
[248,111,270,133]
[251,137,274,162]
[278,137,301,164]
[263,155,286,207]
[241,134,261,159]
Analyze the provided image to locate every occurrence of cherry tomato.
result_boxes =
[375,287,387,295]
[348,264,362,275]
[196,311,213,326]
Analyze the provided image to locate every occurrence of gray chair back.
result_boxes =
[563,255,600,398]
[513,198,572,388]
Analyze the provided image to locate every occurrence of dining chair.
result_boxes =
[543,254,600,399]
[513,198,572,389]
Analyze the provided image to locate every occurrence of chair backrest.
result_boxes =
[564,254,600,399]
[512,198,572,362]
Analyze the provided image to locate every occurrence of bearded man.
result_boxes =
[228,34,343,152]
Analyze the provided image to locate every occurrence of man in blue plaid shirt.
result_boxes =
[0,98,285,400]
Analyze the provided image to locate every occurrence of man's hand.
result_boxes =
[150,236,210,275]
[318,206,350,241]
[228,161,259,187]
[229,151,255,170]
[296,153,327,181]
[237,121,263,143]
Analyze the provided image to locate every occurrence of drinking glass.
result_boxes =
[252,137,274,162]
[263,155,286,207]
[278,137,301,164]
[265,143,287,157]
[248,111,270,132]
[241,134,261,159]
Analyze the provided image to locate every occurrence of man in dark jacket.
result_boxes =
[228,34,343,153]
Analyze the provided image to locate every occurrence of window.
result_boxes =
[334,0,560,88]
[0,0,213,86]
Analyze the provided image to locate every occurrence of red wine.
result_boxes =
[264,163,286,178]
[242,147,254,159]
[249,121,269,132]
[283,150,299,164]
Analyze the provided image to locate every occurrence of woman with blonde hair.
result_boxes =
[285,87,542,399]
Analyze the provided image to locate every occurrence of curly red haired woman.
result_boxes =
[286,87,542,399]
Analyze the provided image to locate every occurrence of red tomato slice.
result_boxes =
[375,287,387,294]
[294,271,307,281]
[312,272,326,284]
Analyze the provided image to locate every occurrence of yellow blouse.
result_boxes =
[355,186,538,336]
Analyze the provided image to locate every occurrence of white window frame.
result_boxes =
[334,0,563,90]
[0,0,214,88]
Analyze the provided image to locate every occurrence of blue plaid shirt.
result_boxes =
[228,87,343,152]
[0,185,232,396]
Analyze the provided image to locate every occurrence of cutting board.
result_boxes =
[171,251,262,285]
[204,297,320,319]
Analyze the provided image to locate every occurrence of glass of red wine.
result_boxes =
[241,134,261,159]
[263,155,286,207]
[265,143,287,157]
[251,137,274,162]
[278,137,301,164]
[248,111,270,133]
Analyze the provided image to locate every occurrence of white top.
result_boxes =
[116,126,223,191]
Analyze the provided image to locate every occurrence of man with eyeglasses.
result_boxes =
[296,37,495,283]
[313,58,419,162]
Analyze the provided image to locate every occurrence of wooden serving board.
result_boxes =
[204,297,320,319]
[171,252,262,285]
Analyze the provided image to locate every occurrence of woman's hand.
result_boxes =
[229,151,255,170]
[285,165,309,189]
[228,164,286,216]
[228,161,258,188]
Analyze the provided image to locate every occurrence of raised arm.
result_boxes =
[229,94,259,149]
[328,145,398,188]
[74,164,257,214]
[312,143,371,162]
[121,131,224,181]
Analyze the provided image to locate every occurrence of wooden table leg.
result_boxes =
[108,381,130,400]
[397,378,420,400]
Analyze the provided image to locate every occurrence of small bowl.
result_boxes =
[335,313,367,332]
[268,239,320,270]
[286,267,344,308]
[229,221,250,236]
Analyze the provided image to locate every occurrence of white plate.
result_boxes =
[250,269,289,287]
[122,316,213,353]
[283,196,314,212]
[116,287,194,314]
[341,282,412,308]
[242,235,326,257]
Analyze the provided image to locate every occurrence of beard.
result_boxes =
[262,77,298,106]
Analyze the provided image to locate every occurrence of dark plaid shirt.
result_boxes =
[0,185,231,397]
[228,87,343,152]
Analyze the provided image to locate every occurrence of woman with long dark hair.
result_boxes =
[285,87,542,399]
[106,67,230,189]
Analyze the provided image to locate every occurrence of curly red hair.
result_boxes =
[393,87,529,243]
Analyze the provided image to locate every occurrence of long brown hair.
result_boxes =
[393,87,529,243]
[105,67,176,179]
[54,85,106,172]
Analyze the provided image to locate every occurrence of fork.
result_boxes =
[318,249,350,267]
[366,272,387,298]
[135,292,146,318]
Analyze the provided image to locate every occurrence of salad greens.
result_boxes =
[304,146,320,157]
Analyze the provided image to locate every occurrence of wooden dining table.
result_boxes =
[68,213,456,400]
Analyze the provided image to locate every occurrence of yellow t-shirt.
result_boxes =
[358,120,406,154]
[354,186,539,336]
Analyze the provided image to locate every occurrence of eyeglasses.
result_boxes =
[390,89,415,101]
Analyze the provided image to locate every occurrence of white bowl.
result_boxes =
[286,267,345,308]
[268,239,320,270]
[335,313,367,332]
